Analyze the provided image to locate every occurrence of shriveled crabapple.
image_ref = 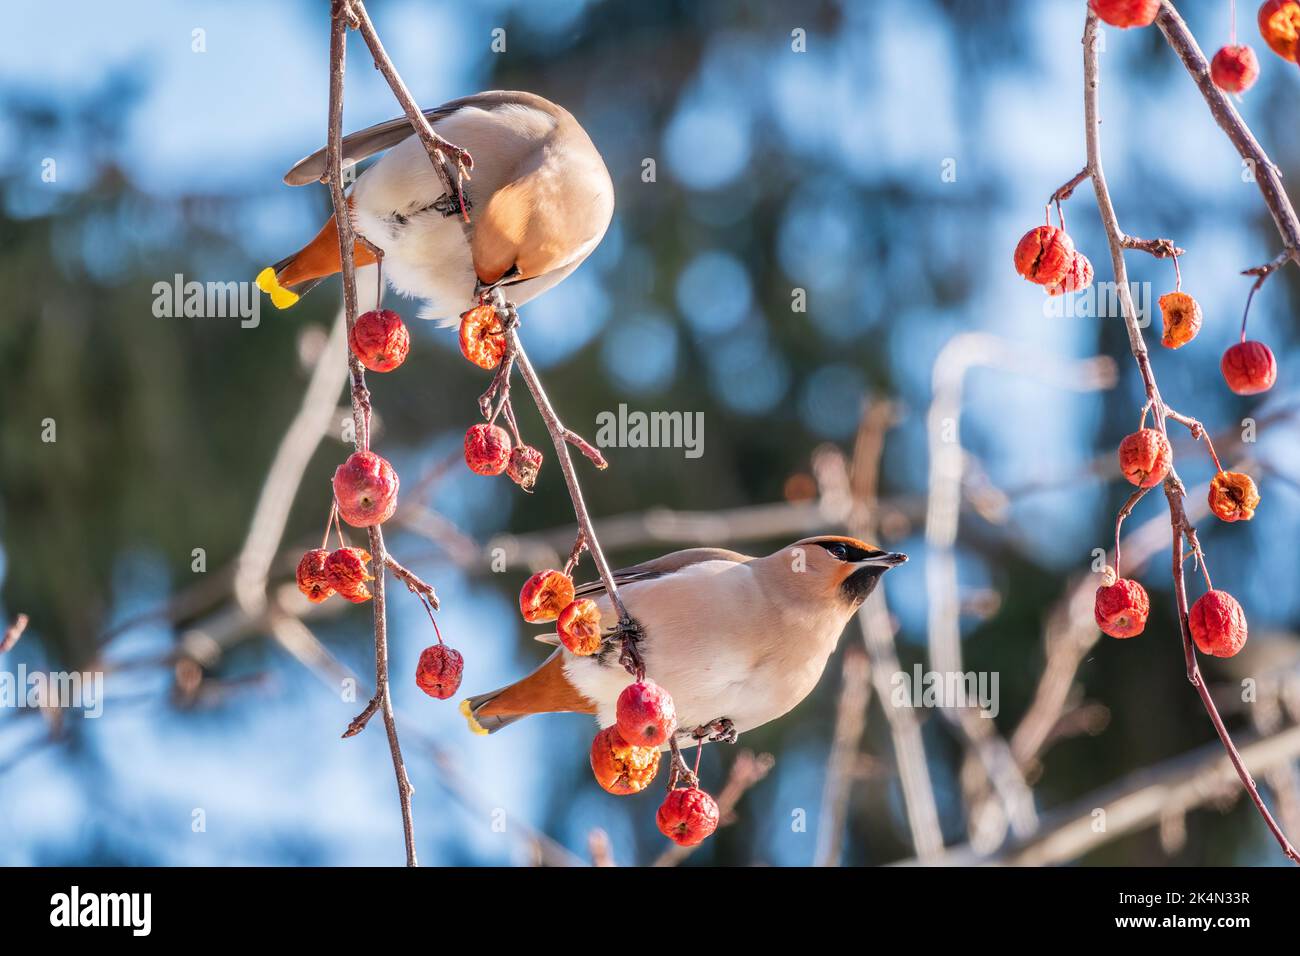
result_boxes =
[1158,291,1203,349]
[519,569,576,624]
[458,305,507,370]
[1094,577,1150,639]
[506,444,543,492]
[1118,428,1172,488]
[1045,252,1094,296]
[324,547,374,603]
[1221,340,1277,395]
[348,309,410,373]
[557,598,604,655]
[615,679,678,747]
[1089,0,1160,29]
[1208,470,1260,522]
[333,450,399,527]
[296,548,335,604]
[463,423,512,476]
[656,787,720,846]
[1189,590,1249,658]
[589,725,660,795]
[1259,0,1300,61]
[415,644,464,700]
[1211,44,1261,93]
[1014,225,1075,286]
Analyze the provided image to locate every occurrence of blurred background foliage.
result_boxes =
[2,0,1300,865]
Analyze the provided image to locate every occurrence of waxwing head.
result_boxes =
[786,535,908,609]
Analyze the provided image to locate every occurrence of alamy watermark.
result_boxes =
[50,886,150,936]
[152,274,260,328]
[1,666,104,718]
[1043,280,1153,326]
[890,664,999,718]
[595,404,704,459]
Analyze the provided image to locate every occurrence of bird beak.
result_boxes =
[863,551,908,568]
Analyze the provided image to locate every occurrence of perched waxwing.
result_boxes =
[461,536,907,742]
[258,90,614,321]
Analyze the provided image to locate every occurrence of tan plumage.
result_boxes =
[463,536,906,743]
[260,91,614,322]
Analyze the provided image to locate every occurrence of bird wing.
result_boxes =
[281,91,555,186]
[573,547,753,600]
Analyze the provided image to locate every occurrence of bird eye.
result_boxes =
[830,543,848,560]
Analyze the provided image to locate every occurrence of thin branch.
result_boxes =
[346,0,472,214]
[588,828,616,867]
[505,321,644,679]
[1119,234,1184,258]
[923,723,1300,866]
[384,554,440,610]
[1050,166,1089,204]
[1,613,28,654]
[814,645,872,866]
[817,422,945,862]
[1081,8,1298,864]
[926,333,1115,844]
[1156,3,1300,269]
[326,0,416,866]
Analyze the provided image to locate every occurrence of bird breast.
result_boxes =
[562,561,847,736]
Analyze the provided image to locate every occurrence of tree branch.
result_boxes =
[347,0,472,218]
[326,0,416,867]
[1,613,28,654]
[506,320,645,679]
[1155,3,1300,278]
[1081,8,1298,864]
[921,723,1300,866]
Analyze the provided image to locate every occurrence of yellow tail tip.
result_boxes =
[460,698,489,736]
[256,266,300,310]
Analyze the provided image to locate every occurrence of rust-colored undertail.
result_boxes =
[460,650,596,735]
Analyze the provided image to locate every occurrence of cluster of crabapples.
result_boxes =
[1090,1,1300,95]
[1015,221,1264,660]
[516,567,721,846]
[1015,222,1279,397]
[294,307,466,701]
[1011,3,1297,662]
[458,304,546,489]
[1096,431,1257,658]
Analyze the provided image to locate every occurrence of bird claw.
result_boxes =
[616,616,646,680]
[694,717,738,745]
[432,189,471,219]
[666,736,699,789]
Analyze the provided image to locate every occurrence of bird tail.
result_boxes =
[256,202,378,310]
[460,650,597,736]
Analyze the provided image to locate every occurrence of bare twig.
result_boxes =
[1081,8,1298,864]
[817,415,945,862]
[1,613,28,654]
[384,554,440,610]
[266,611,584,866]
[926,333,1115,844]
[326,0,416,866]
[814,646,872,866]
[1156,4,1300,278]
[918,723,1300,867]
[505,322,644,679]
[588,828,616,867]
[345,0,472,214]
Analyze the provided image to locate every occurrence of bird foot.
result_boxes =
[616,616,646,680]
[693,717,738,745]
[667,736,699,790]
[432,188,471,220]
